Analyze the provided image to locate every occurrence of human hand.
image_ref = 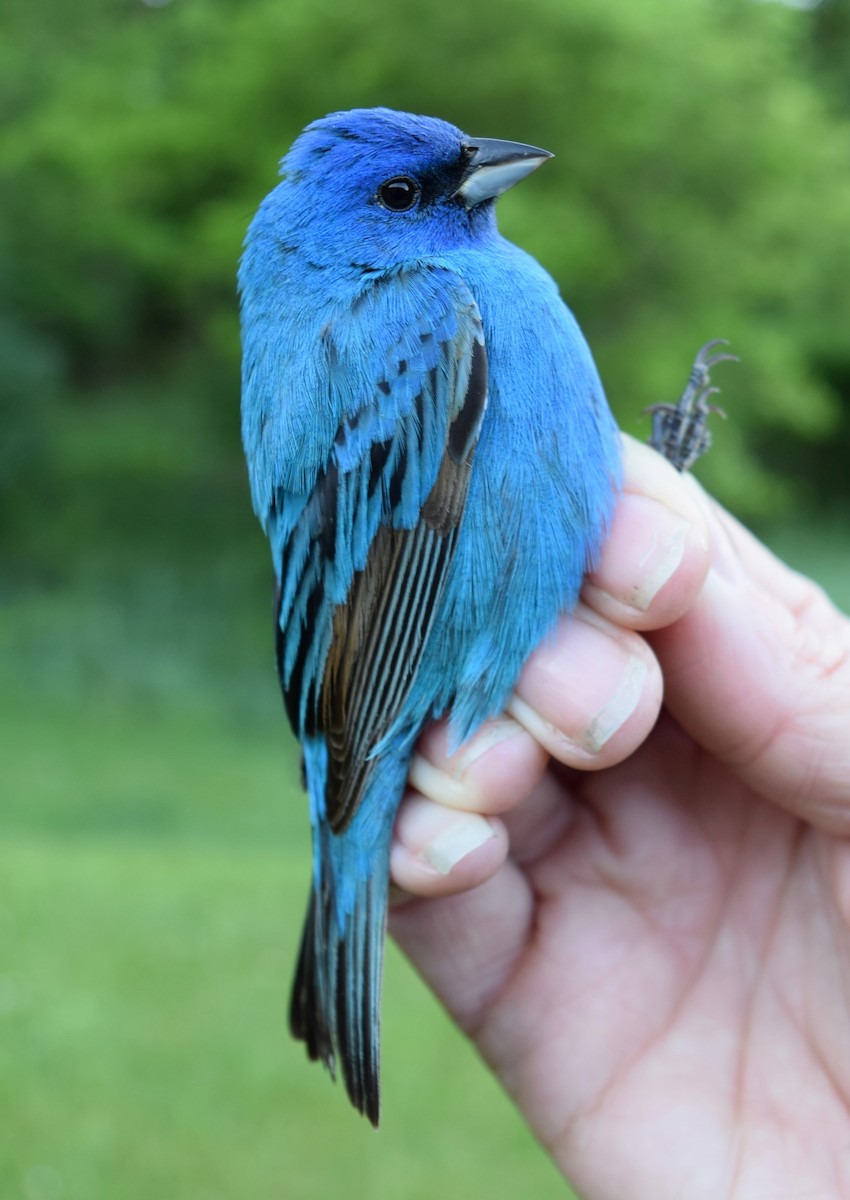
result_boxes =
[389,433,850,1200]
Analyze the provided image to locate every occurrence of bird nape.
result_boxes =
[238,106,622,1125]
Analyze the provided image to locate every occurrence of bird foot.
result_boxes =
[644,339,737,472]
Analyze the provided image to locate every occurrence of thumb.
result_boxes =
[650,490,850,833]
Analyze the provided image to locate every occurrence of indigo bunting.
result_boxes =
[239,107,622,1124]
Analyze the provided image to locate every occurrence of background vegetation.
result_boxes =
[2,0,849,1197]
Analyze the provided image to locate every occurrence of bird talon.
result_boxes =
[647,341,736,472]
[693,337,730,364]
[701,352,740,371]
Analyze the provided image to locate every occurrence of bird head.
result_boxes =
[255,107,552,272]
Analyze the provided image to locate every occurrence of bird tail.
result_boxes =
[289,738,405,1126]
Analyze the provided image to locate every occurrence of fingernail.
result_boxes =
[507,694,581,756]
[397,794,500,875]
[504,657,643,758]
[630,519,689,610]
[510,615,649,760]
[408,754,468,807]
[420,814,497,875]
[584,654,647,751]
[588,496,694,612]
[409,719,524,808]
[454,718,523,773]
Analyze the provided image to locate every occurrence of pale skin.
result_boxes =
[388,434,850,1200]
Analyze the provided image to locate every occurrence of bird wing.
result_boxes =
[269,268,488,832]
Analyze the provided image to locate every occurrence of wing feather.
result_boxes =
[271,271,489,830]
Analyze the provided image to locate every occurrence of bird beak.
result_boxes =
[455,137,553,208]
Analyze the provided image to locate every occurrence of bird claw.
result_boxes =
[645,340,737,472]
[692,338,739,372]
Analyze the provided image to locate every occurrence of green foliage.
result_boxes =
[2,0,850,569]
[810,0,850,110]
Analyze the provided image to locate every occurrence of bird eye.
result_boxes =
[377,176,420,212]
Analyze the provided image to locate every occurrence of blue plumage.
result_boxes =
[239,107,621,1124]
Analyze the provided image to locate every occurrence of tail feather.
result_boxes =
[289,890,333,1069]
[289,850,389,1126]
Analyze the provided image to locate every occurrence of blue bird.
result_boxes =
[239,107,621,1125]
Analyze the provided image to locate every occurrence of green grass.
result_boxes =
[2,517,846,1200]
[0,572,565,1200]
[0,837,561,1200]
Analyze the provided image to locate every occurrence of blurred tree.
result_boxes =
[2,0,849,575]
[810,0,850,109]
